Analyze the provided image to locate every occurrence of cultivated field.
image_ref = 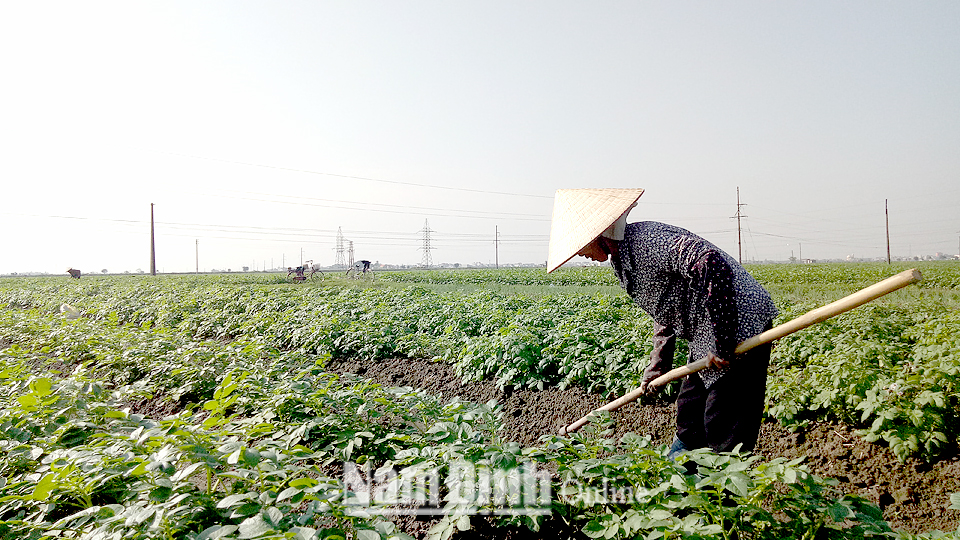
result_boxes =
[1,262,958,539]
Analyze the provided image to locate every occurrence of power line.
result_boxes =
[0,209,548,243]
[207,190,551,222]
[148,149,552,199]
[6,183,954,263]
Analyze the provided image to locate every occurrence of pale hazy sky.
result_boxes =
[2,1,958,274]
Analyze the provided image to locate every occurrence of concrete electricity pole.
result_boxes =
[886,199,891,264]
[732,187,746,264]
[150,203,157,276]
[495,226,500,269]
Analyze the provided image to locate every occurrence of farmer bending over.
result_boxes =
[347,260,371,275]
[547,188,778,460]
[287,266,306,281]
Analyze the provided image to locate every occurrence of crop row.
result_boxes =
[2,267,959,463]
[0,277,659,395]
[377,262,960,291]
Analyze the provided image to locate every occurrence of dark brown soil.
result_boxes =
[327,356,960,538]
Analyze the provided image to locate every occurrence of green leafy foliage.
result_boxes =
[1,263,959,537]
[536,416,895,540]
[767,305,960,461]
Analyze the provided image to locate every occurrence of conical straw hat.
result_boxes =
[546,188,644,273]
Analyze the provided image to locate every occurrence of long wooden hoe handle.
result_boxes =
[559,268,922,435]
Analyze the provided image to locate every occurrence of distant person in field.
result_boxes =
[67,268,81,279]
[287,266,306,281]
[546,188,778,461]
[348,260,372,275]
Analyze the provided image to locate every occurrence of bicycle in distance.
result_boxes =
[345,260,375,281]
[288,260,324,283]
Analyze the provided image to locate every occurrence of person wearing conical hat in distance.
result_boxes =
[547,188,778,461]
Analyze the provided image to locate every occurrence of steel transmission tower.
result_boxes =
[419,220,434,267]
[348,240,355,266]
[334,227,347,268]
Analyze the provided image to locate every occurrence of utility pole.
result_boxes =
[195,239,199,274]
[732,187,747,264]
[885,199,891,264]
[149,203,157,276]
[495,226,500,269]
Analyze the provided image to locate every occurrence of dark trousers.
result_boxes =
[675,337,772,453]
